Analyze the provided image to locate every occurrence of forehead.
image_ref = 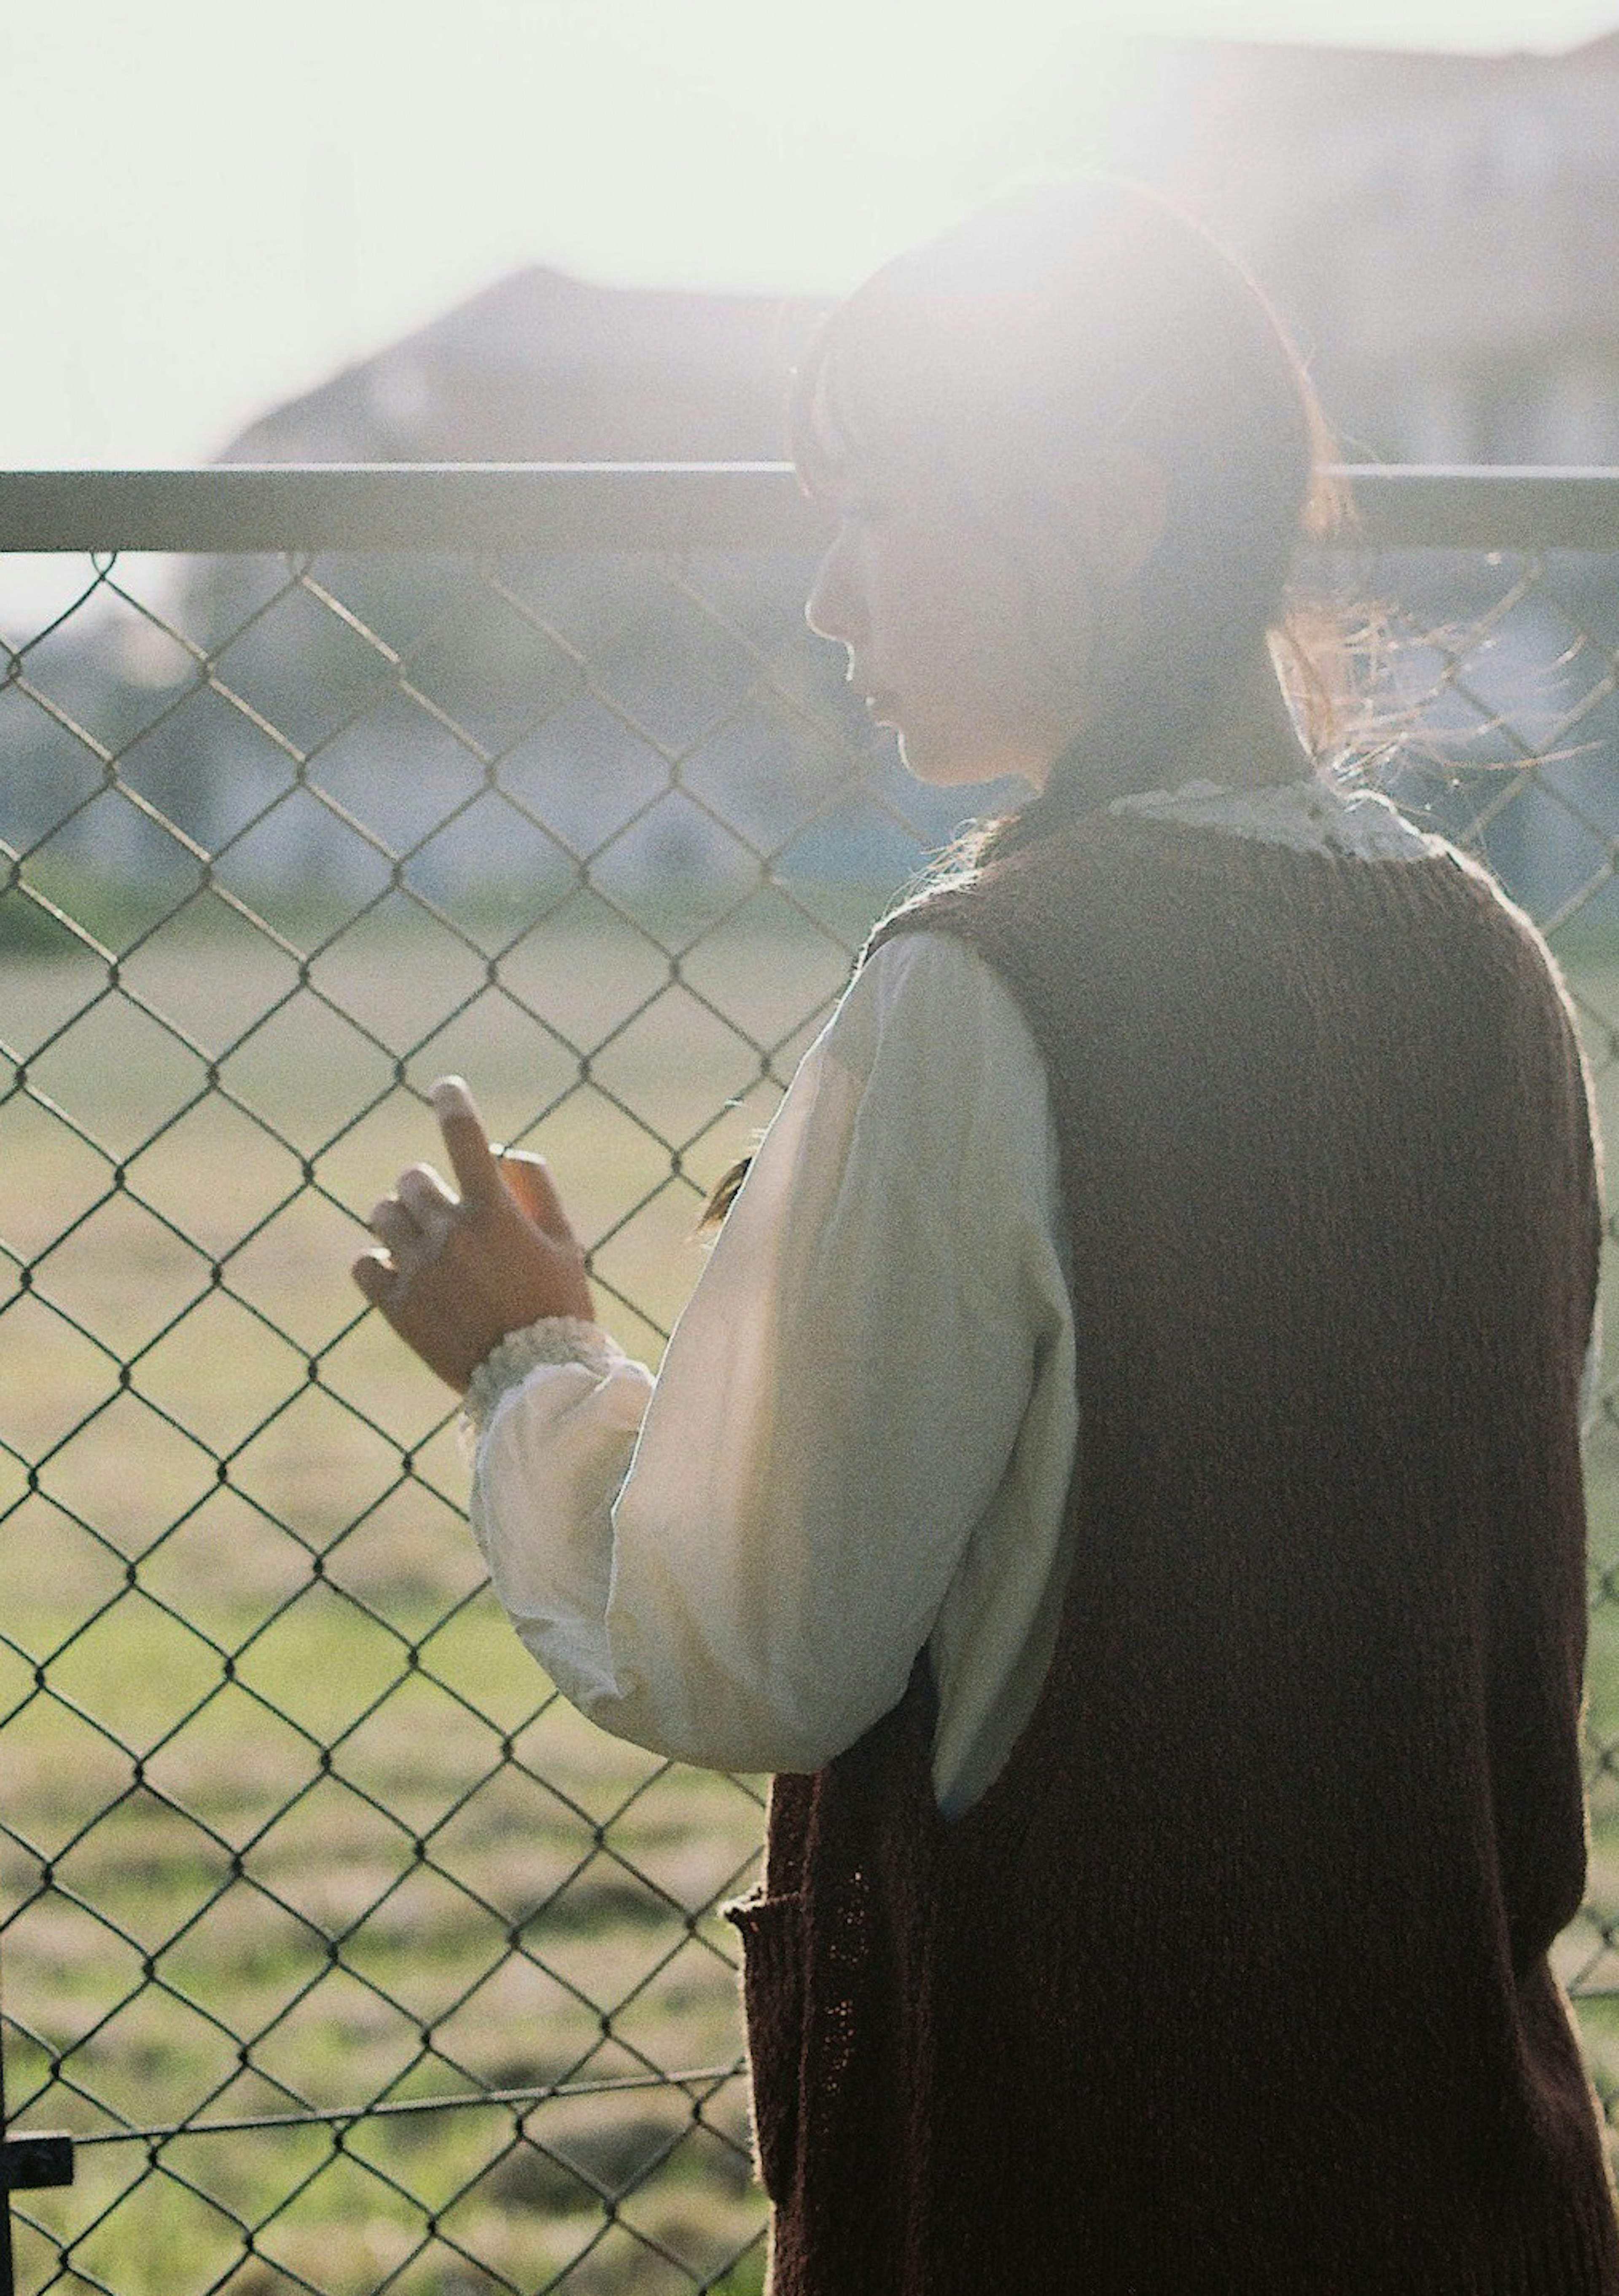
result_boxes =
[797,329,949,514]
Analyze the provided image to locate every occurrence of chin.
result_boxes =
[898,730,1020,792]
[897,728,979,790]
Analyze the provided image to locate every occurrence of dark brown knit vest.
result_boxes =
[726,812,1616,2295]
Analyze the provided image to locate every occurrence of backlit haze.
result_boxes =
[5,0,1619,468]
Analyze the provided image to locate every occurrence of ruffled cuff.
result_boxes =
[460,1316,630,1437]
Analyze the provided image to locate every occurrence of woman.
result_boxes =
[352,182,1618,2291]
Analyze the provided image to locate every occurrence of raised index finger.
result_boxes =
[430,1075,503,1210]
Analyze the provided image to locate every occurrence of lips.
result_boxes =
[847,655,899,726]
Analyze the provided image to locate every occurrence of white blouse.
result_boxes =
[465,779,1444,1815]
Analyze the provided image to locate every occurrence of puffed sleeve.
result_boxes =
[467,930,1060,1774]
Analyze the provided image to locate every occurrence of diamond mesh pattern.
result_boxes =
[4,475,1619,2296]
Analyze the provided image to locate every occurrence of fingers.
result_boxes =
[351,1247,395,1305]
[398,1162,457,1245]
[430,1076,578,1246]
[431,1075,504,1210]
[365,1169,453,1286]
[368,1195,420,1258]
[351,1086,594,1350]
[495,1148,576,1240]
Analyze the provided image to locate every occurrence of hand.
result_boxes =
[350,1076,595,1392]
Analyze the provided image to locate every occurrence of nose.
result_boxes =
[805,527,863,647]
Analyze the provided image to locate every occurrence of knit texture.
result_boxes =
[727,812,1617,2294]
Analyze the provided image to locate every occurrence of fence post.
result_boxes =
[1,1962,15,2296]
[0,1956,74,2296]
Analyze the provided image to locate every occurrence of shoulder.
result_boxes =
[803,932,1054,1183]
[852,922,1007,1011]
[831,926,1039,1078]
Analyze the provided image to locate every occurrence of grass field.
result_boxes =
[0,891,838,2296]
[8,887,1619,2295]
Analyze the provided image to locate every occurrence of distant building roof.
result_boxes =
[224,27,1619,474]
[1104,29,1619,458]
[221,269,831,464]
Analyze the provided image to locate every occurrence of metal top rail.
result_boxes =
[3,464,1619,554]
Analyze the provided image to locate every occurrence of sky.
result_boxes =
[4,0,1619,468]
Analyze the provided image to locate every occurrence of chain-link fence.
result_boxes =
[5,464,1619,2296]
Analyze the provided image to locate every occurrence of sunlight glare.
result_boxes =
[3,0,1617,465]
[563,2,1151,290]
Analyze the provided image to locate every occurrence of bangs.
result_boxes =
[788,180,1334,580]
[787,323,854,504]
[787,280,946,505]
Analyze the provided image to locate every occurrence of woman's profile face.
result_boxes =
[805,459,1092,793]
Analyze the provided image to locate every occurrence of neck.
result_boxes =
[1170,642,1317,793]
[1017,640,1320,839]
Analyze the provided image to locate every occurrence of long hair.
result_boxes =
[704,181,1345,1228]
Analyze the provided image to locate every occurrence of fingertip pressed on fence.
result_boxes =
[4,463,1619,2296]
